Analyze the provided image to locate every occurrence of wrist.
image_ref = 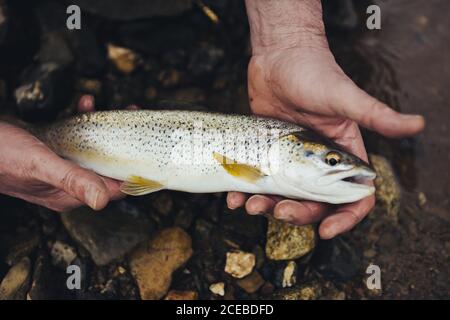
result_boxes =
[245,0,327,54]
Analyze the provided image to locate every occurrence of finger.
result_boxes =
[227,192,248,209]
[46,194,85,212]
[333,77,425,138]
[318,194,375,239]
[77,94,95,113]
[33,152,110,211]
[333,122,368,160]
[273,199,329,224]
[102,177,126,200]
[245,195,280,215]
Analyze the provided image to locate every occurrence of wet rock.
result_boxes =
[260,281,275,296]
[187,43,225,78]
[76,78,102,95]
[369,154,401,223]
[37,31,73,67]
[418,192,427,207]
[107,43,140,74]
[312,237,362,283]
[14,62,72,121]
[236,271,265,294]
[117,20,196,55]
[0,257,31,300]
[151,192,173,216]
[282,261,297,288]
[162,49,187,68]
[273,282,321,300]
[266,218,316,261]
[145,86,158,100]
[174,207,194,229]
[129,227,192,300]
[164,290,198,300]
[0,0,8,44]
[50,241,77,268]
[224,250,256,279]
[61,201,152,266]
[66,27,106,77]
[209,282,225,296]
[158,69,181,87]
[70,0,193,21]
[171,87,206,102]
[28,254,76,300]
[1,229,40,266]
[323,0,358,31]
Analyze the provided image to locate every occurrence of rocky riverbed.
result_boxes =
[0,0,449,300]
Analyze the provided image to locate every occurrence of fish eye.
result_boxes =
[325,152,341,166]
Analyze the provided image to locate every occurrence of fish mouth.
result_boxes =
[317,167,376,187]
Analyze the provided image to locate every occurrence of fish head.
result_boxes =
[268,131,376,204]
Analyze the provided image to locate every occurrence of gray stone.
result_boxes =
[61,201,153,266]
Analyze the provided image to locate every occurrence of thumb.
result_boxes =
[35,151,110,210]
[332,77,425,138]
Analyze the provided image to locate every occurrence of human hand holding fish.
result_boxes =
[232,0,426,239]
[0,98,124,213]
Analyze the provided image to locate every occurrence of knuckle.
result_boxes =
[61,167,84,194]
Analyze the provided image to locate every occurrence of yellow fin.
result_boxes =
[120,175,164,196]
[212,152,264,183]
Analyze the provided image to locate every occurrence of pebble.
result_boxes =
[107,43,139,74]
[224,250,256,279]
[158,68,180,87]
[282,261,297,288]
[0,257,31,300]
[418,192,427,207]
[209,282,225,296]
[273,282,321,300]
[50,241,77,268]
[312,237,361,282]
[369,154,402,223]
[76,78,102,95]
[164,290,198,300]
[129,227,193,300]
[14,62,71,120]
[266,218,316,260]
[236,271,265,294]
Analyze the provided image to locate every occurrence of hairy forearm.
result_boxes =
[245,0,327,54]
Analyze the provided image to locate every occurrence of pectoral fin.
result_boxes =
[213,152,265,183]
[120,175,164,196]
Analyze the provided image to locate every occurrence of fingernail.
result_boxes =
[227,197,239,210]
[86,189,100,210]
[274,204,293,222]
[320,226,337,240]
[402,114,422,120]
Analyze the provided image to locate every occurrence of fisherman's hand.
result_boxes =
[229,0,425,239]
[0,98,123,212]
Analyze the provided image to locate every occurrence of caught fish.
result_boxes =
[35,110,376,204]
